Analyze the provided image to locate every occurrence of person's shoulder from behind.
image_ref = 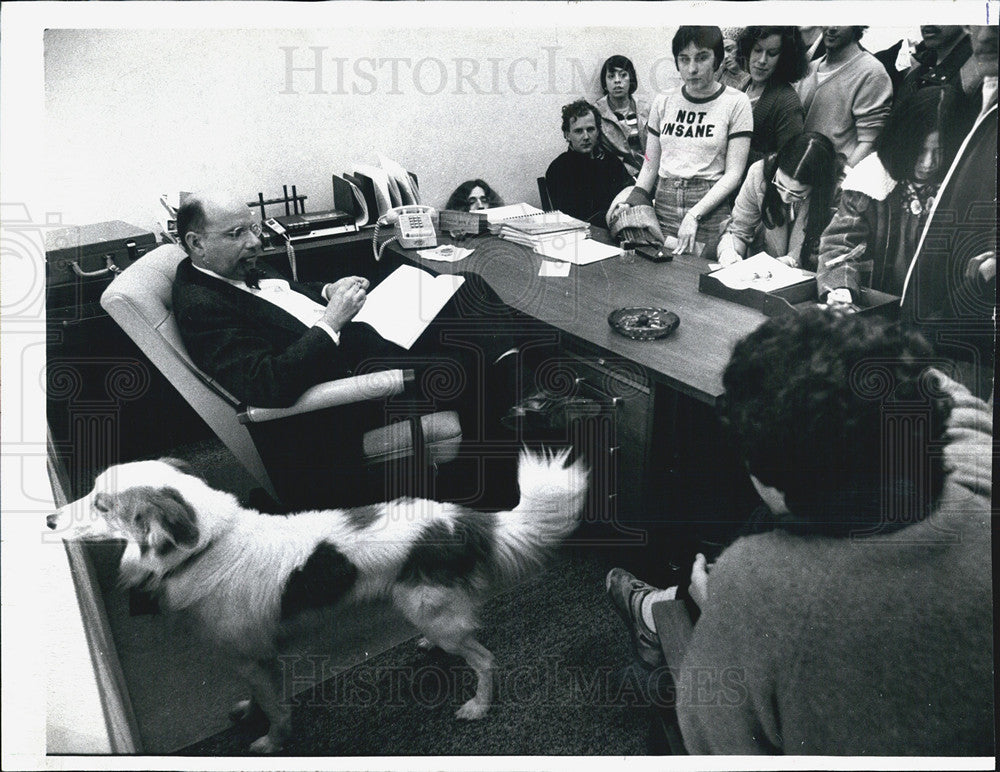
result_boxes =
[702,528,822,621]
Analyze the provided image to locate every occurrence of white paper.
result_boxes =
[712,252,812,292]
[481,202,545,224]
[539,260,572,277]
[352,264,465,349]
[533,232,621,265]
[418,245,474,262]
[378,153,419,205]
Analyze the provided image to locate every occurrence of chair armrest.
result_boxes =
[238,369,414,424]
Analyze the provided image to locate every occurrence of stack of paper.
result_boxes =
[480,203,546,233]
[499,211,590,247]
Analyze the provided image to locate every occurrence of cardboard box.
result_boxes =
[698,269,816,313]
[762,285,900,319]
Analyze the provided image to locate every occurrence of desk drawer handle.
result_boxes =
[70,255,122,279]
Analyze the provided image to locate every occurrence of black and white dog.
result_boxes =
[48,450,588,752]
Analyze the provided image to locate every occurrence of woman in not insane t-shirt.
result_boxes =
[635,26,753,257]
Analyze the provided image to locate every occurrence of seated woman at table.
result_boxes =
[595,55,650,179]
[735,26,808,167]
[718,132,841,270]
[445,179,504,212]
[636,26,753,256]
[817,86,959,305]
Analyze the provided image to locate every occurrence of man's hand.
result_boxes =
[322,276,369,331]
[775,254,798,268]
[964,251,996,284]
[688,552,710,610]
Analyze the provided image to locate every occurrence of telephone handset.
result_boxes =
[264,217,299,281]
[373,205,437,261]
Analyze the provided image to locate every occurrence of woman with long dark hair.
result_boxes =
[718,132,840,269]
[735,26,809,166]
[445,179,504,212]
[817,87,959,304]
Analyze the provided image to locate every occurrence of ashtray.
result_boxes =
[607,307,680,340]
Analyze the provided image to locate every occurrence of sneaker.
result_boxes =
[606,567,665,669]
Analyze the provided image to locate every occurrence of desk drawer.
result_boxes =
[562,351,653,529]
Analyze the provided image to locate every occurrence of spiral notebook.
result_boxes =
[500,211,590,237]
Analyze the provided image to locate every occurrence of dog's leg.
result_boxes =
[440,635,495,720]
[236,659,291,753]
[394,585,495,719]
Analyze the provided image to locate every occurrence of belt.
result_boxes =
[661,175,713,188]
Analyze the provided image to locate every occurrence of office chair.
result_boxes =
[537,177,553,212]
[99,244,461,504]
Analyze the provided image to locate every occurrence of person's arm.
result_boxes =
[174,284,353,408]
[676,136,751,254]
[847,64,892,168]
[815,190,875,301]
[675,544,784,754]
[635,130,661,197]
[718,162,765,264]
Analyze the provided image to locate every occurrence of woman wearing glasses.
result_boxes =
[817,87,959,305]
[718,132,840,269]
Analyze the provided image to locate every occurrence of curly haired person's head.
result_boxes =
[719,310,952,536]
[445,179,504,212]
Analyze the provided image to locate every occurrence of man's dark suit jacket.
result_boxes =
[173,257,389,408]
[901,97,997,398]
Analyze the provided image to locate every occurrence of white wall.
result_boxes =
[44,23,917,234]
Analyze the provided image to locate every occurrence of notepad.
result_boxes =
[352,264,465,349]
[500,211,590,237]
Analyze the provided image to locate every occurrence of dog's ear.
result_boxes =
[118,486,200,556]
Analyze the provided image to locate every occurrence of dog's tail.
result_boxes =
[490,448,589,578]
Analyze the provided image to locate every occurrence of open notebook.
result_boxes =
[352,264,465,350]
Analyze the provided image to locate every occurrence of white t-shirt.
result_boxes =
[647,83,753,181]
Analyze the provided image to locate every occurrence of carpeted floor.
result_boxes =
[182,546,655,756]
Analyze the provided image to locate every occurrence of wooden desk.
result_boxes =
[391,235,766,406]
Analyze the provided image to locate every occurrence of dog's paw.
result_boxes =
[416,636,433,650]
[249,734,283,754]
[455,699,489,720]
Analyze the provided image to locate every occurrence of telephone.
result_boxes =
[373,205,437,261]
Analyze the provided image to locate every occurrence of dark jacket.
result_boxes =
[545,149,632,227]
[172,257,376,407]
[901,99,997,388]
[816,154,932,298]
[896,35,975,105]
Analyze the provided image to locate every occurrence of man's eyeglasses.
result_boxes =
[772,176,810,201]
[203,222,263,240]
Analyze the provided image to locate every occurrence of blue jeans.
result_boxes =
[654,175,729,258]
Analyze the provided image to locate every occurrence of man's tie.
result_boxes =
[243,267,264,290]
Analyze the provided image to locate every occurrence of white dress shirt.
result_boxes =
[192,264,340,344]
